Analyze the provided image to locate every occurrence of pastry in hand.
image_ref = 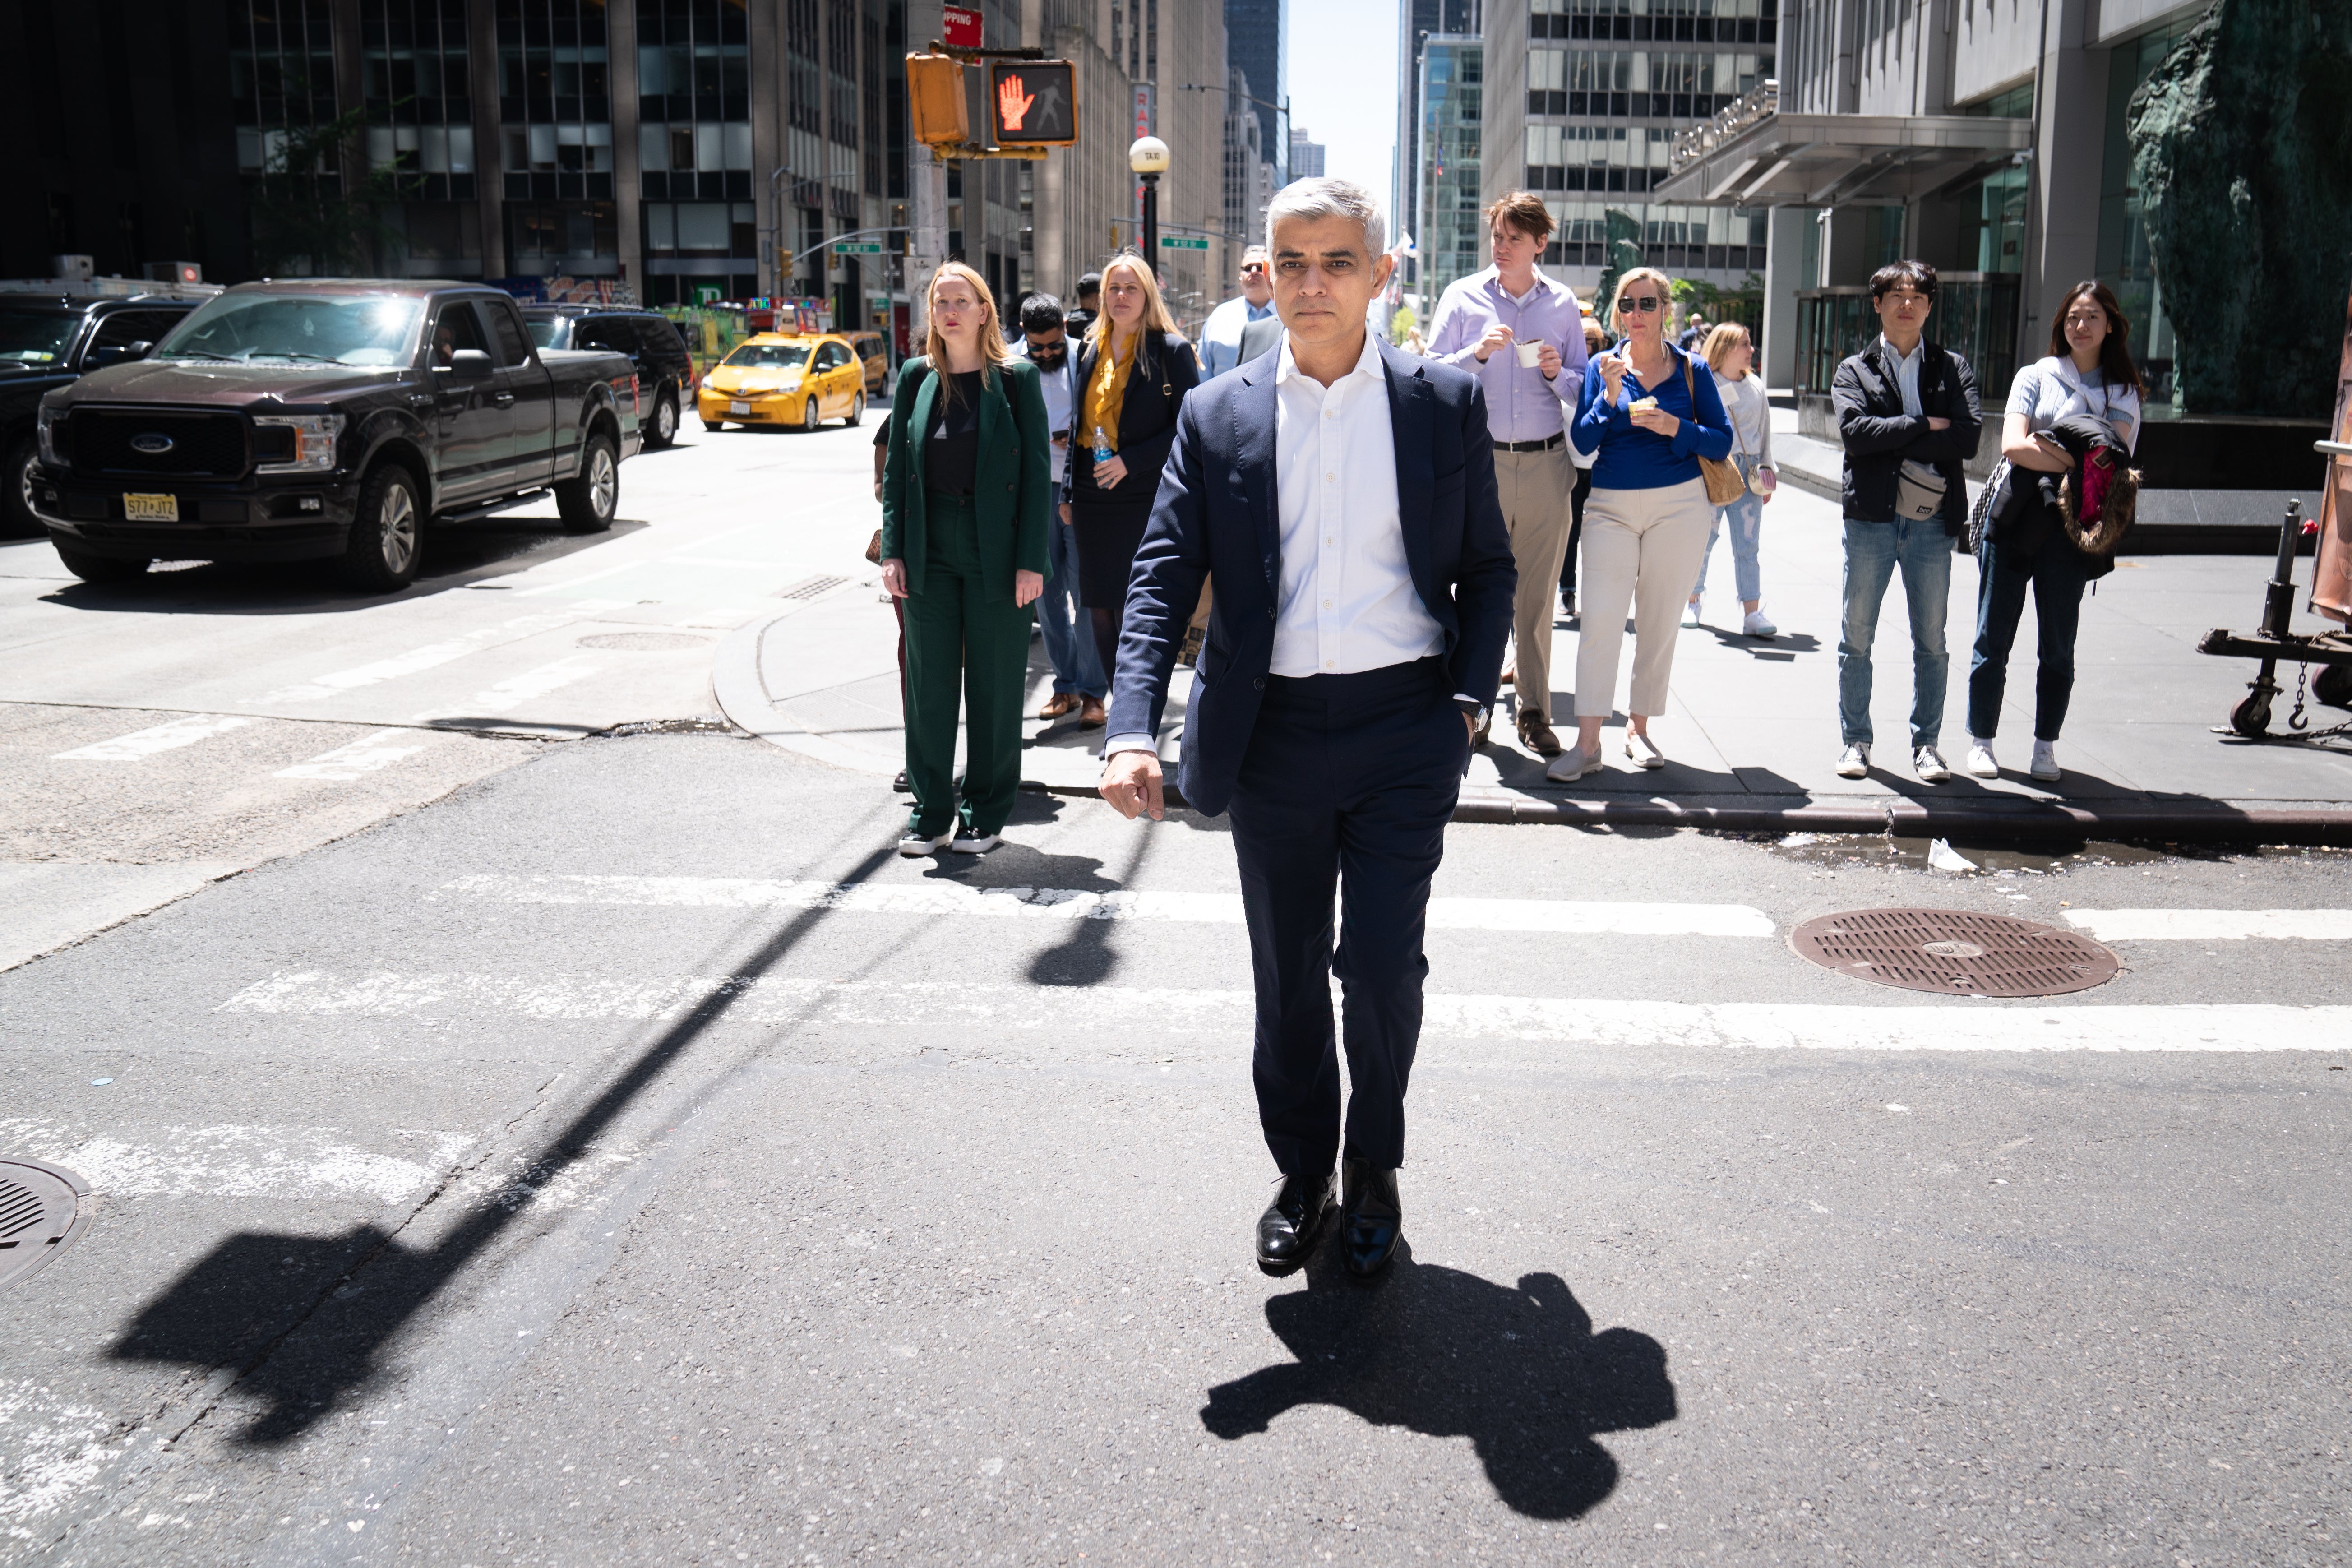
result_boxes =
[1628,396,1659,416]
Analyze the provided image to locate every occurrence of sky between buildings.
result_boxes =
[1284,0,1401,231]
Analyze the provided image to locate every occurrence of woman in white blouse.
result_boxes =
[1686,322,1777,637]
[1966,280,2144,783]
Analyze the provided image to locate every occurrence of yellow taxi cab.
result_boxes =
[696,332,869,431]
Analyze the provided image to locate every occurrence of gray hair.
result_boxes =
[1265,177,1386,259]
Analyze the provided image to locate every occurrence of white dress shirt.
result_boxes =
[1101,331,1449,758]
[1881,333,1925,416]
[1268,331,1443,677]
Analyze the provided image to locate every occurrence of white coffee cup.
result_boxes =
[1513,339,1544,368]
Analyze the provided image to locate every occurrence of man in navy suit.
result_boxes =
[1099,178,1516,1279]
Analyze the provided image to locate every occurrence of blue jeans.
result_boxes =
[1038,509,1105,698]
[1968,528,2089,742]
[1694,453,1764,603]
[1838,515,1951,749]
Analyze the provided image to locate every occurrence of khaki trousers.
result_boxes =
[1493,442,1576,721]
[1575,477,1713,719]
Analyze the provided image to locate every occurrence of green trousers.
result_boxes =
[903,491,1033,837]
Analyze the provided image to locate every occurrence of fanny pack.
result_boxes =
[1896,459,1948,521]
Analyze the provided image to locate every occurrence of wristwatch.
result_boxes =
[1455,698,1489,725]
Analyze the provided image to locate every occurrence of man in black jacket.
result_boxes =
[1831,260,1981,783]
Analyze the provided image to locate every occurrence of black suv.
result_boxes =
[3,291,207,534]
[518,306,691,450]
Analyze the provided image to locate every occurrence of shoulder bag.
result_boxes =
[1682,356,1747,506]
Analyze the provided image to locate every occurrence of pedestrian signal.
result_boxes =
[986,61,1077,146]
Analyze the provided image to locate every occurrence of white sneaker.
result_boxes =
[2030,740,2061,781]
[948,831,1002,854]
[898,828,951,857]
[1681,597,1702,629]
[1547,745,1603,782]
[1913,745,1952,783]
[1742,608,1777,638]
[1625,731,1665,769]
[1835,743,1870,779]
[1966,739,2000,778]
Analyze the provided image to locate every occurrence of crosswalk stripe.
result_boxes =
[0,1117,474,1204]
[274,729,437,780]
[2064,908,2352,941]
[432,874,1777,936]
[213,970,2352,1054]
[251,602,628,704]
[413,656,601,721]
[52,713,254,761]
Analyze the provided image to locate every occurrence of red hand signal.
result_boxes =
[998,74,1035,131]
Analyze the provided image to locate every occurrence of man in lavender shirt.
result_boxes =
[1427,192,1589,757]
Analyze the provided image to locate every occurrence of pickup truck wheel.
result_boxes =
[646,387,679,449]
[844,391,864,428]
[338,463,424,592]
[5,432,42,538]
[558,430,619,534]
[55,546,151,584]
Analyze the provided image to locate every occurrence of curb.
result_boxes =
[712,606,896,776]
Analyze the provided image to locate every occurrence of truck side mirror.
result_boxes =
[86,342,152,368]
[440,348,493,379]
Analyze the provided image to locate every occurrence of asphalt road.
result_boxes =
[2,410,2348,1565]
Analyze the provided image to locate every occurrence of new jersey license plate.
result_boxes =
[122,493,178,522]
[729,400,751,416]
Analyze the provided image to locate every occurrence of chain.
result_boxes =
[2290,664,2311,731]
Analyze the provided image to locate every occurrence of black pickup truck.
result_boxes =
[28,280,642,591]
[2,289,208,537]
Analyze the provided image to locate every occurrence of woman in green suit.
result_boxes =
[880,262,1053,856]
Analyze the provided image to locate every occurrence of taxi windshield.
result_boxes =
[0,309,78,372]
[152,294,425,366]
[721,342,812,370]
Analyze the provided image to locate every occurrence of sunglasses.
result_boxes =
[1616,294,1661,314]
[1241,263,1268,275]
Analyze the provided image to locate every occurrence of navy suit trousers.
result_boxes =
[1225,657,1469,1176]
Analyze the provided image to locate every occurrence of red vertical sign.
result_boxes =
[942,5,983,46]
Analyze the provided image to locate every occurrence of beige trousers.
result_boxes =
[1575,477,1714,719]
[1492,443,1576,721]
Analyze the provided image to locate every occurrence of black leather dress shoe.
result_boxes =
[1254,1170,1335,1273]
[1340,1158,1402,1279]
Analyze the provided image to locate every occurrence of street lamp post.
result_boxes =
[1129,136,1170,268]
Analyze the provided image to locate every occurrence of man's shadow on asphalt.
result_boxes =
[1201,1249,1676,1519]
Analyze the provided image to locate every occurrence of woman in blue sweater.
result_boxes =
[1553,267,1733,779]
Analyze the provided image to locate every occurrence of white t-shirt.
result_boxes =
[1711,369,1774,468]
[2007,355,2141,454]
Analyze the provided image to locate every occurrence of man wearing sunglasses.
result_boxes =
[1831,260,1983,784]
[1200,246,1280,379]
[1425,191,1588,758]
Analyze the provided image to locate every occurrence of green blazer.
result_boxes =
[879,355,1053,601]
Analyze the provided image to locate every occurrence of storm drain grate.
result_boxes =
[1788,907,2121,998]
[0,1158,93,1295]
[775,574,851,601]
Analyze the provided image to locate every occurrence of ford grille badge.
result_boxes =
[129,433,175,454]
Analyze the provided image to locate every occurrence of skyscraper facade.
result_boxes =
[1287,128,1324,179]
[1393,0,1479,303]
[1481,0,1777,303]
[1415,35,1484,307]
[1222,0,1287,187]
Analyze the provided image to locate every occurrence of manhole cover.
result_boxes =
[1788,908,2121,997]
[0,1158,93,1294]
[575,631,713,650]
[774,574,851,601]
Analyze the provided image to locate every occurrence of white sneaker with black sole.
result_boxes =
[1835,743,1870,779]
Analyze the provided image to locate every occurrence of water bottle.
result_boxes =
[1091,423,1113,466]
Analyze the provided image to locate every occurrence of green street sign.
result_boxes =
[837,242,885,254]
[1159,236,1210,250]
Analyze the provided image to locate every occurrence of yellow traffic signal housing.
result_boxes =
[986,61,1077,146]
[907,54,969,148]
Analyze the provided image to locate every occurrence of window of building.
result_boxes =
[1528,0,1778,47]
[498,0,613,209]
[227,0,339,173]
[2096,18,2198,414]
[639,0,753,203]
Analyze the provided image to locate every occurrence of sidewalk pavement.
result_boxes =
[716,412,2352,844]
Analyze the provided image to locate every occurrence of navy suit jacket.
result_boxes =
[1105,338,1517,817]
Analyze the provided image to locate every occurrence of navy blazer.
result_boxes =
[1105,338,1517,817]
